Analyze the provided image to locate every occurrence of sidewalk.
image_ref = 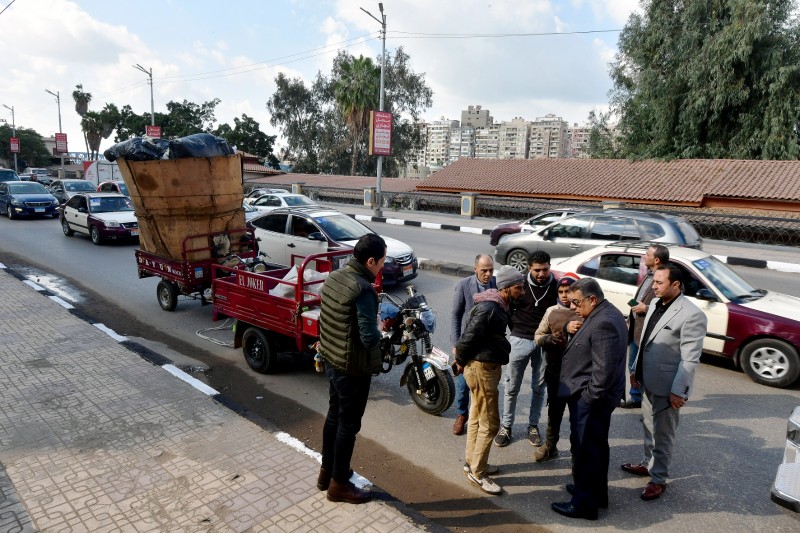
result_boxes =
[323,202,800,273]
[0,266,428,532]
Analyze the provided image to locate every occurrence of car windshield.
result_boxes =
[692,255,763,303]
[243,202,256,212]
[117,183,129,195]
[0,170,19,181]
[66,181,97,192]
[313,213,372,241]
[89,196,135,213]
[8,182,48,194]
[283,195,315,206]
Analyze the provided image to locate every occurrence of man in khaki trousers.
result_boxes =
[453,265,524,495]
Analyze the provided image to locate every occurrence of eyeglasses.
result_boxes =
[569,297,589,307]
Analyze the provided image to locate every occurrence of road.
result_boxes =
[1,214,799,532]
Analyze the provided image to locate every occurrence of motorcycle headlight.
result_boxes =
[419,309,436,333]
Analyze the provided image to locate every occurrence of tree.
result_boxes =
[213,113,277,161]
[587,110,621,159]
[0,124,51,167]
[266,73,322,172]
[114,98,221,141]
[609,0,800,160]
[334,55,380,175]
[72,84,92,155]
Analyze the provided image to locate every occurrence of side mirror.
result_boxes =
[78,207,88,213]
[695,288,717,301]
[308,231,326,242]
[541,228,551,240]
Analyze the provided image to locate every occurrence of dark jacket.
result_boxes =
[629,270,656,345]
[455,289,511,366]
[450,274,496,346]
[558,299,627,404]
[509,273,559,340]
[319,259,381,376]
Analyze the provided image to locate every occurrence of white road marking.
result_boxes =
[420,222,442,230]
[385,218,405,225]
[275,431,372,489]
[162,364,219,396]
[92,323,128,342]
[23,280,44,291]
[49,295,74,309]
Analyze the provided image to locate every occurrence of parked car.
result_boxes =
[19,167,52,185]
[249,206,417,285]
[244,188,290,203]
[97,180,130,196]
[242,201,260,222]
[489,208,579,246]
[0,169,21,183]
[248,192,318,213]
[0,181,59,219]
[495,209,702,272]
[551,242,800,388]
[772,406,800,512]
[60,192,139,245]
[49,179,100,205]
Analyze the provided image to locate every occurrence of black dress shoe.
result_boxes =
[551,501,598,521]
[566,484,608,509]
[620,399,642,408]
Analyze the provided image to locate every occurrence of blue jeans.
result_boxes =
[628,342,641,402]
[454,373,470,416]
[501,336,547,429]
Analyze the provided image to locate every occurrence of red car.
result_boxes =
[61,192,139,245]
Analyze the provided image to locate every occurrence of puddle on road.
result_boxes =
[22,268,85,304]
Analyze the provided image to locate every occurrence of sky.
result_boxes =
[0,0,640,155]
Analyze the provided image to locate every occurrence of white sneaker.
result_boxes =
[467,472,502,495]
[463,463,500,475]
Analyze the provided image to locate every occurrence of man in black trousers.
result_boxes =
[552,277,627,520]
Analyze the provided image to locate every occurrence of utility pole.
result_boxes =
[361,3,386,217]
[2,104,17,173]
[44,89,64,176]
[133,64,155,126]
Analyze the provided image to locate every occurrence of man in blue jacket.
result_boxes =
[450,254,496,435]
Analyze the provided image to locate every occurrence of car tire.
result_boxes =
[242,327,276,373]
[741,338,800,388]
[507,249,529,273]
[90,226,102,245]
[62,218,74,236]
[156,280,179,312]
[51,212,59,218]
[7,205,16,220]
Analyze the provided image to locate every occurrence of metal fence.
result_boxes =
[244,183,800,247]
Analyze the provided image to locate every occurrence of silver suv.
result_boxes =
[494,209,702,272]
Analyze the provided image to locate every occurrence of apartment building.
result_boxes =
[461,105,493,128]
[567,123,592,158]
[448,126,476,163]
[529,114,569,159]
[498,117,530,159]
[424,117,459,168]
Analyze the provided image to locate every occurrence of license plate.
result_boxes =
[34,208,44,213]
[402,264,414,276]
[130,229,139,236]
[423,363,436,381]
[337,255,352,269]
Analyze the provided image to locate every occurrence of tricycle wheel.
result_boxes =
[406,364,455,416]
[242,327,276,373]
[156,280,178,312]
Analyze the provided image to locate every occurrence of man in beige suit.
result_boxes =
[621,264,707,501]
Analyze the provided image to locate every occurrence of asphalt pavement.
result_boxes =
[0,265,430,532]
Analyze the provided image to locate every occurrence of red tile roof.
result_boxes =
[243,163,283,175]
[245,173,421,193]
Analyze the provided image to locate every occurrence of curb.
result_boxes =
[348,213,800,275]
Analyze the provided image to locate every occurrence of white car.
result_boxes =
[550,242,800,388]
[244,188,289,203]
[247,192,317,212]
[772,406,800,513]
[249,206,417,285]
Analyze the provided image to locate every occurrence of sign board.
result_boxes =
[9,137,19,153]
[369,110,392,156]
[55,133,68,153]
[146,125,162,138]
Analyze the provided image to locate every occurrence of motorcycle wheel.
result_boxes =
[406,364,455,416]
[242,327,276,374]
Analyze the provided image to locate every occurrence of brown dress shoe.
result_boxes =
[317,468,354,491]
[641,481,666,500]
[452,415,468,435]
[327,479,371,504]
[621,463,650,477]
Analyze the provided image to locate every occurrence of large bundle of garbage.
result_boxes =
[103,133,234,162]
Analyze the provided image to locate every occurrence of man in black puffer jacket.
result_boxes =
[317,234,386,505]
[454,265,525,496]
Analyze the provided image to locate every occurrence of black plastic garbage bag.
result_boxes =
[103,137,169,162]
[167,133,234,159]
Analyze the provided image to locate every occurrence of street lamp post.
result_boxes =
[44,89,64,176]
[2,104,17,173]
[133,64,155,126]
[360,3,386,217]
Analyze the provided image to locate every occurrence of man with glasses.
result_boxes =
[552,278,627,520]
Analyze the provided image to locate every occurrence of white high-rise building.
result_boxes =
[474,123,500,159]
[567,122,592,158]
[424,117,459,168]
[529,114,569,159]
[448,126,475,163]
[498,117,530,159]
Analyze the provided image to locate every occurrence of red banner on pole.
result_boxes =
[369,111,392,156]
[9,137,19,153]
[146,125,162,138]
[55,133,68,153]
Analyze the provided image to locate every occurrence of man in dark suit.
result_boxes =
[621,264,707,501]
[552,277,627,521]
[450,254,496,435]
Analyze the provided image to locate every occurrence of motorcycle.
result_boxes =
[378,285,455,416]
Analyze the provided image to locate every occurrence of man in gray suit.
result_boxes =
[621,264,707,501]
[552,278,627,521]
[450,254,496,435]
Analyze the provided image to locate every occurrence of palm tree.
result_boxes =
[81,112,103,160]
[333,55,380,175]
[72,84,92,156]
